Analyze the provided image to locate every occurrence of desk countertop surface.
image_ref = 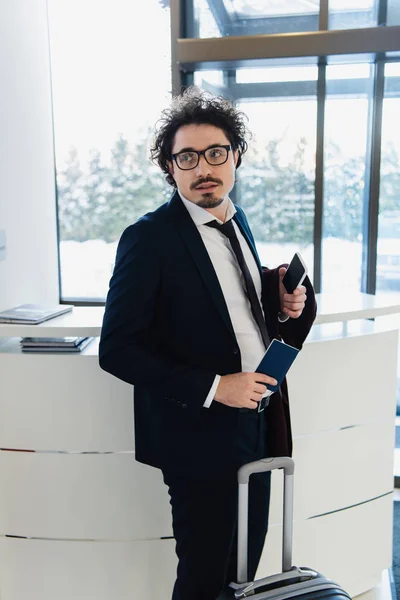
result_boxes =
[0,292,399,338]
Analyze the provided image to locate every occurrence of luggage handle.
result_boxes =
[232,567,318,600]
[236,457,295,584]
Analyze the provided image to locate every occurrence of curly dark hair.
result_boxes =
[150,87,250,187]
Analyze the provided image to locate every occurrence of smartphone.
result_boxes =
[256,338,299,392]
[282,252,308,294]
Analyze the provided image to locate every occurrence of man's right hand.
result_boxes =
[214,372,277,410]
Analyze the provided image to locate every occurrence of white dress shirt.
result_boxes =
[179,192,273,407]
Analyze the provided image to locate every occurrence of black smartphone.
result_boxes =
[282,252,308,294]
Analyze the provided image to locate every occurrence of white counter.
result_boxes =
[0,293,399,600]
[0,292,399,338]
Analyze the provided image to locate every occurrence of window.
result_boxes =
[328,0,378,29]
[376,62,400,294]
[195,65,317,274]
[192,0,320,37]
[321,62,374,293]
[48,0,171,301]
[50,0,400,302]
[193,55,400,295]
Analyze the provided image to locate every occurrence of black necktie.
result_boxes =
[206,219,270,350]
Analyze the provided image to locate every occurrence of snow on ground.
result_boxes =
[59,236,381,299]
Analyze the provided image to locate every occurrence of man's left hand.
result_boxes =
[279,267,307,319]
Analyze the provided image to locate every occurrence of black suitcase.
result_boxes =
[218,457,352,600]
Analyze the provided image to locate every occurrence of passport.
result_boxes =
[255,339,300,393]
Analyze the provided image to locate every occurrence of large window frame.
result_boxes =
[170,0,400,295]
[53,0,400,303]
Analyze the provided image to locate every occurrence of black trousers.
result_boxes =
[162,410,271,600]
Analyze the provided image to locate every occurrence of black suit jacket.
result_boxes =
[99,191,317,478]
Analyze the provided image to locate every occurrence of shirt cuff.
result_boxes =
[203,374,221,408]
[278,311,290,323]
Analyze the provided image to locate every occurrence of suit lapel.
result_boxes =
[167,192,236,340]
[233,212,263,276]
[233,211,276,339]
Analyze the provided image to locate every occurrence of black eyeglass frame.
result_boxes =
[171,144,232,170]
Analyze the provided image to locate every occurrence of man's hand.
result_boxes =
[279,267,307,319]
[214,372,277,409]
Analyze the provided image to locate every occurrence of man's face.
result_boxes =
[168,123,238,208]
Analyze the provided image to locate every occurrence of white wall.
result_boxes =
[0,0,59,311]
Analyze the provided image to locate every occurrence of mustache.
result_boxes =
[190,177,223,190]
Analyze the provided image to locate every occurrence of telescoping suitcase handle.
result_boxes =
[236,456,295,585]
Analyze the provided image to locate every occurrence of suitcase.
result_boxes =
[218,456,352,599]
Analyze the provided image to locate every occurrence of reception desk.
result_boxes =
[0,293,399,600]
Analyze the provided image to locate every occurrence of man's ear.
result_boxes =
[233,149,239,167]
[167,160,174,177]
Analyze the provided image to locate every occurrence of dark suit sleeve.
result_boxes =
[99,221,216,413]
[262,265,317,350]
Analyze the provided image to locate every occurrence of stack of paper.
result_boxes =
[20,337,94,353]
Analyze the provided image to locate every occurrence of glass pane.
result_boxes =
[376,62,400,296]
[329,0,378,29]
[385,62,400,77]
[195,66,317,277]
[227,0,319,17]
[321,63,375,293]
[192,0,319,38]
[48,0,171,301]
[194,70,225,87]
[324,63,371,79]
[193,0,221,37]
[387,0,400,25]
[236,65,318,83]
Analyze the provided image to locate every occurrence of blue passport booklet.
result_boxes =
[255,338,299,393]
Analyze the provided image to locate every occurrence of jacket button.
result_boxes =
[232,347,239,355]
[181,403,187,409]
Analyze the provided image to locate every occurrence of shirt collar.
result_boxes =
[178,190,237,226]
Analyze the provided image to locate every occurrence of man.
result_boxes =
[99,87,317,600]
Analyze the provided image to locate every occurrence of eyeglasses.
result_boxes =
[172,145,231,170]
